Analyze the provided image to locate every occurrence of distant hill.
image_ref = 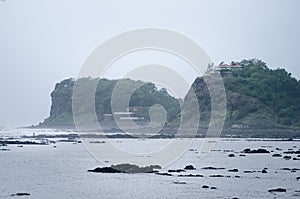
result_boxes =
[40,59,300,132]
[175,59,300,129]
[40,78,181,128]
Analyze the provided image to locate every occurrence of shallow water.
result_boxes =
[0,130,299,198]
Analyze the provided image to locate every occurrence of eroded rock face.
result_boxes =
[88,163,161,173]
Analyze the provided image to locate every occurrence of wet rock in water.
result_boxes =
[296,177,300,180]
[210,187,217,189]
[88,163,161,173]
[173,181,187,185]
[202,167,225,170]
[228,169,239,172]
[88,167,121,173]
[276,148,282,150]
[239,154,246,157]
[272,154,282,157]
[0,148,10,151]
[11,193,31,196]
[209,174,224,178]
[280,168,300,171]
[293,158,300,160]
[184,165,196,170]
[202,185,209,189]
[228,154,235,157]
[168,169,185,173]
[235,175,241,178]
[283,156,292,160]
[243,148,270,153]
[156,172,172,176]
[244,170,255,173]
[298,155,300,157]
[268,188,286,192]
[262,169,268,173]
[232,197,239,199]
[178,174,203,177]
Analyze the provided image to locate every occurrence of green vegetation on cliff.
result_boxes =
[180,59,300,129]
[41,78,181,127]
[41,59,300,130]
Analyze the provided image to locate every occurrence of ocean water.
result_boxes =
[0,129,299,199]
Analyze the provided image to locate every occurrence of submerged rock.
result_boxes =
[88,163,161,173]
[202,167,225,170]
[156,172,172,176]
[0,148,10,151]
[268,188,286,192]
[178,174,203,177]
[272,154,282,157]
[173,181,187,185]
[168,169,185,173]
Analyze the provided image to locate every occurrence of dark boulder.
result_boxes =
[262,169,268,173]
[268,188,286,192]
[184,165,196,170]
[202,185,209,188]
[209,175,224,178]
[11,193,31,196]
[228,154,235,157]
[228,169,238,172]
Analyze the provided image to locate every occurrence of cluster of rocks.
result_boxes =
[88,163,161,173]
[243,148,270,153]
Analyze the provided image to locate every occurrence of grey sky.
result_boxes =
[0,0,300,127]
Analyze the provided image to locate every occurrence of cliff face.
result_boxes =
[41,78,181,127]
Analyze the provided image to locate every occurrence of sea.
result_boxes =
[0,128,299,199]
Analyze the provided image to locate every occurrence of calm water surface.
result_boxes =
[0,129,299,199]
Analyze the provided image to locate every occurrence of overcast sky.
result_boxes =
[0,0,300,127]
